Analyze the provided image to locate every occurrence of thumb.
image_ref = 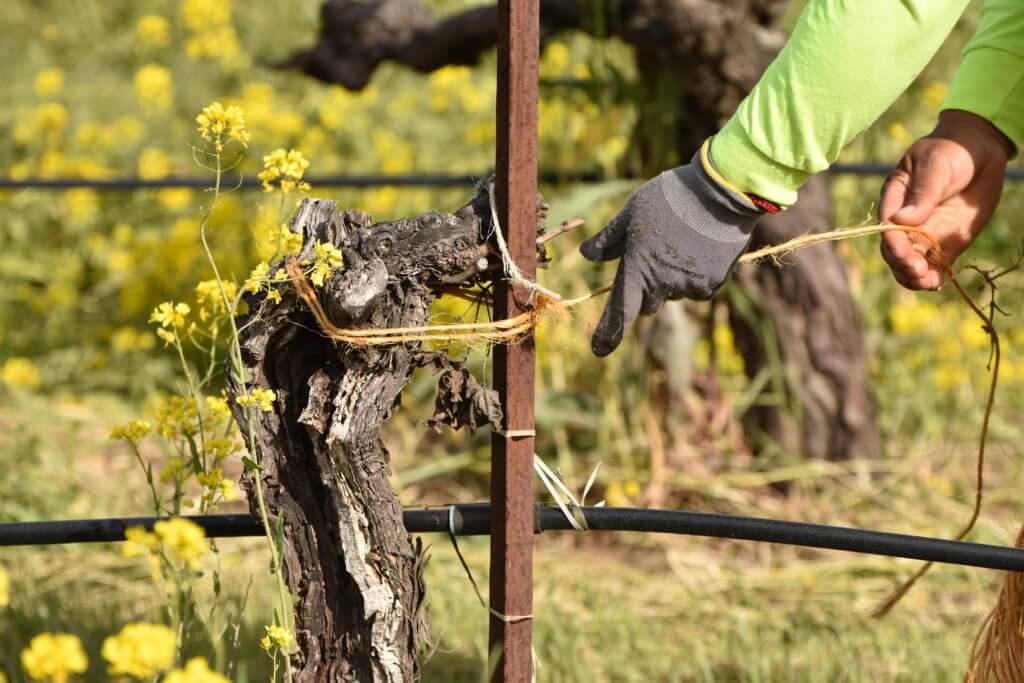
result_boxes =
[889,158,949,226]
[580,204,632,262]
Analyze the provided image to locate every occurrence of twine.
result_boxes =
[286,224,966,348]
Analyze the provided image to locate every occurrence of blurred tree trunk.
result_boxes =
[281,0,880,460]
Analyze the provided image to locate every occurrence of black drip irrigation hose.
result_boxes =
[5,166,1024,191]
[3,505,1024,572]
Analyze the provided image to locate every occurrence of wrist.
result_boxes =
[934,109,1014,160]
[699,139,781,215]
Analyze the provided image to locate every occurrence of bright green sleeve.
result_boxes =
[711,0,970,207]
[944,0,1024,149]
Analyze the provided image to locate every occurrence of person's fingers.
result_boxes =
[889,155,950,226]
[591,261,643,357]
[580,205,631,262]
[879,170,910,223]
[881,230,930,279]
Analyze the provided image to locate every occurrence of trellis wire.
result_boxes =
[4,506,1024,572]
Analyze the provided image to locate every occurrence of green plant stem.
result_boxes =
[199,145,293,682]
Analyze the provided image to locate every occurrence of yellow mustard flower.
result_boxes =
[101,623,175,679]
[219,479,237,501]
[114,115,146,144]
[204,438,239,464]
[138,147,171,180]
[149,302,190,329]
[20,633,88,683]
[159,457,184,484]
[195,102,249,151]
[308,242,343,288]
[888,122,912,147]
[182,0,231,31]
[154,518,208,570]
[155,396,199,439]
[134,64,174,112]
[136,15,171,50]
[157,188,193,212]
[109,420,152,444]
[958,318,990,350]
[243,261,271,295]
[196,467,224,489]
[257,148,311,193]
[163,657,229,683]
[933,365,970,390]
[236,388,277,412]
[186,27,242,66]
[123,526,159,559]
[0,565,9,607]
[111,327,155,352]
[33,68,64,98]
[64,188,99,224]
[205,395,232,421]
[260,624,295,652]
[540,42,571,77]
[195,279,237,321]
[2,357,41,391]
[34,102,69,133]
[889,299,940,336]
[922,81,949,110]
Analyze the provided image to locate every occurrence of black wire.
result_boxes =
[3,505,1024,572]
[3,167,1024,191]
[0,170,605,191]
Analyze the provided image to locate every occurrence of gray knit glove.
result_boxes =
[580,145,764,357]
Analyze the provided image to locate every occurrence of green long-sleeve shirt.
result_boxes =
[711,0,1024,208]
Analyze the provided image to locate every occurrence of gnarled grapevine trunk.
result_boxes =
[228,190,508,680]
[281,0,880,460]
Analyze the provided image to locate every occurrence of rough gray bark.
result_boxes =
[228,188,512,681]
[281,0,879,460]
[732,178,882,460]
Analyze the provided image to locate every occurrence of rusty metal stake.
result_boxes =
[489,1,539,681]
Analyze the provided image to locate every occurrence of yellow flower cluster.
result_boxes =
[136,14,171,50]
[109,419,152,444]
[194,279,237,321]
[196,467,236,502]
[149,301,191,344]
[236,387,277,412]
[101,622,175,678]
[260,624,295,652]
[33,68,64,98]
[138,147,172,180]
[125,518,209,571]
[309,242,343,288]
[110,327,157,353]
[20,633,88,683]
[243,261,288,304]
[134,64,174,112]
[182,0,242,68]
[2,357,41,391]
[258,148,311,193]
[155,395,199,440]
[163,657,229,683]
[0,565,9,607]
[195,102,249,151]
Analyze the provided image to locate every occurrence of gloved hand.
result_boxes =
[580,141,765,357]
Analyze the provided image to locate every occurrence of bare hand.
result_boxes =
[879,109,1012,290]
